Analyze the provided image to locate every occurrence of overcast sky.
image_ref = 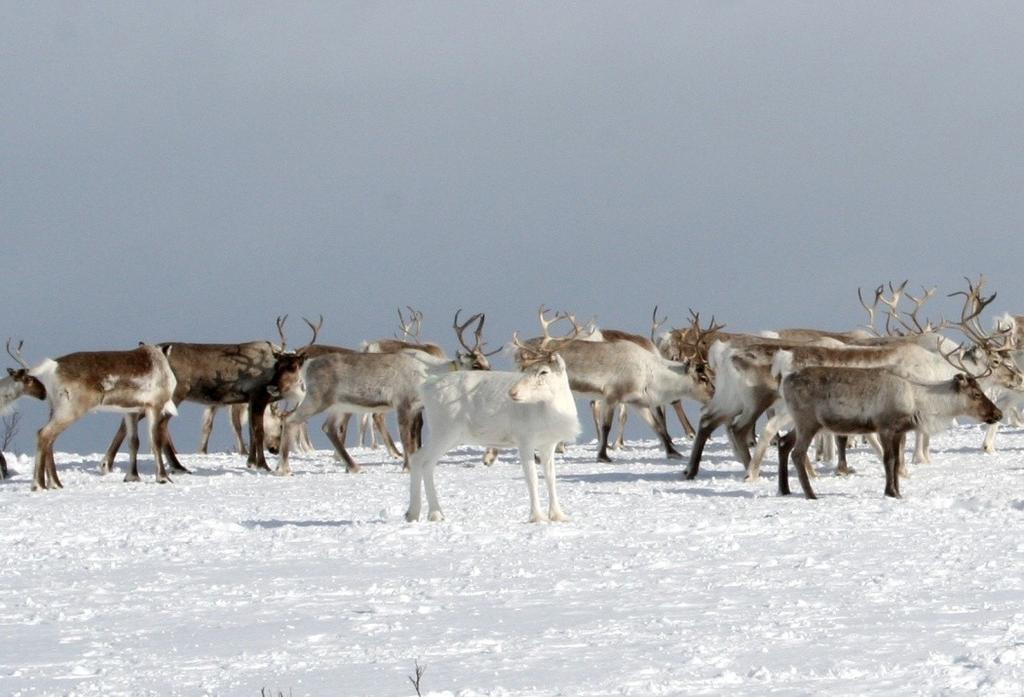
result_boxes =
[3,2,1023,453]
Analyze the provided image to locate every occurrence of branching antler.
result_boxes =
[5,339,29,369]
[948,276,1001,350]
[685,309,726,361]
[888,285,942,335]
[939,341,993,380]
[511,331,553,364]
[396,306,424,343]
[537,305,576,343]
[454,310,502,358]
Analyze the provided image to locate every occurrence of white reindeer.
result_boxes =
[406,344,580,523]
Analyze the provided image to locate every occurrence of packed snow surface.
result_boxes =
[2,426,1023,696]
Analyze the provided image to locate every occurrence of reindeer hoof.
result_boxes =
[548,510,569,523]
[155,474,172,484]
[123,474,141,483]
[346,465,361,474]
[682,469,698,481]
[405,510,419,522]
[170,463,191,474]
[665,450,684,460]
[597,453,613,464]
[428,510,445,522]
[528,512,549,523]
[272,468,293,477]
[836,466,856,476]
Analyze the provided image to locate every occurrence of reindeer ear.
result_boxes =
[7,368,15,377]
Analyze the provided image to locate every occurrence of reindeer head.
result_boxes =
[266,352,307,402]
[508,353,570,403]
[952,373,1003,424]
[4,340,45,402]
[453,310,501,370]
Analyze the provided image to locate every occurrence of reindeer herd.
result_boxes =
[1,278,1021,522]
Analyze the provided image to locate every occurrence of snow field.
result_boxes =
[1,425,1023,696]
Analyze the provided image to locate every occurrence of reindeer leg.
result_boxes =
[124,415,141,482]
[230,404,249,456]
[101,419,128,474]
[672,400,696,439]
[198,406,216,455]
[149,408,172,484]
[596,399,616,463]
[45,445,63,489]
[397,405,418,472]
[683,411,722,480]
[777,430,796,496]
[539,442,567,522]
[791,428,819,500]
[614,404,628,449]
[35,417,73,491]
[639,405,682,459]
[883,431,902,498]
[247,395,271,471]
[323,413,359,473]
[375,413,402,459]
[835,435,855,475]
[162,421,190,474]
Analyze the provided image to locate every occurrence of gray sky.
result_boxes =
[3,2,1024,453]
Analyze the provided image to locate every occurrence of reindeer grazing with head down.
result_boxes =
[6,339,179,489]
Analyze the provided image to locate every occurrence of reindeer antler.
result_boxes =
[396,306,424,343]
[939,341,993,380]
[651,305,668,343]
[886,285,941,335]
[858,285,885,335]
[274,315,289,352]
[948,276,1001,351]
[5,339,29,369]
[302,315,323,347]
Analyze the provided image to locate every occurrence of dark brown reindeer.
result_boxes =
[6,339,179,489]
[100,317,309,477]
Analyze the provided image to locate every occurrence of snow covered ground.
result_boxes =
[1,425,1023,696]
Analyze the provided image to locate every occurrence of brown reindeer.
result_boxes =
[7,340,179,489]
[777,367,1001,499]
[100,317,309,475]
